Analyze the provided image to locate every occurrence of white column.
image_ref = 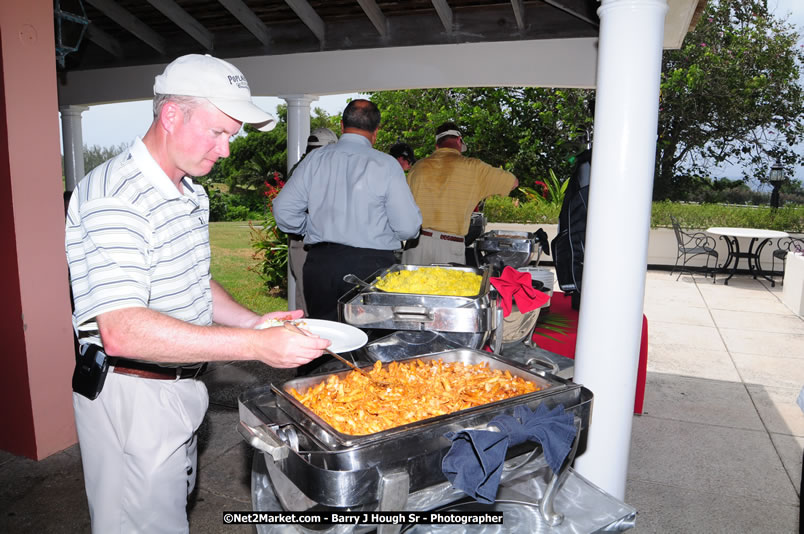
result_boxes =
[280,94,318,310]
[59,105,89,191]
[572,0,667,499]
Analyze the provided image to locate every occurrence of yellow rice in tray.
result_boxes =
[374,266,482,296]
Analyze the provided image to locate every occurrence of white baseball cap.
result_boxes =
[307,127,338,147]
[435,127,468,153]
[154,54,276,132]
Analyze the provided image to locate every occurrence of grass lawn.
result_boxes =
[209,221,288,314]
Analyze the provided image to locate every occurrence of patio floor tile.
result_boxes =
[643,303,714,327]
[645,344,741,382]
[639,373,762,431]
[709,308,804,334]
[746,384,804,437]
[628,416,798,505]
[648,321,727,352]
[731,351,804,389]
[625,478,800,534]
[719,328,804,359]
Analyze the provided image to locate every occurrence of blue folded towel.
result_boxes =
[441,403,577,504]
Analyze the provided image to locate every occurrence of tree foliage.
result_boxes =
[83,143,128,172]
[203,104,340,193]
[655,0,804,199]
[367,88,594,193]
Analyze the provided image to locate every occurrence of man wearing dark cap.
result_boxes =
[273,99,422,324]
[389,142,416,171]
[65,54,330,533]
[403,121,518,265]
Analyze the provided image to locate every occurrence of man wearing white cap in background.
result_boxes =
[403,121,518,265]
[65,54,330,533]
[287,127,339,315]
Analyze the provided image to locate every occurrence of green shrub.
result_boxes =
[250,175,289,296]
[249,216,288,297]
[651,201,804,232]
[484,196,560,224]
[225,205,251,221]
[486,197,804,232]
[207,188,228,222]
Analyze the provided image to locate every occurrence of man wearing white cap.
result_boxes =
[65,54,330,533]
[403,121,518,265]
[287,127,340,315]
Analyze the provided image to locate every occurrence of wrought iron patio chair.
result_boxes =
[670,215,718,282]
[771,236,804,283]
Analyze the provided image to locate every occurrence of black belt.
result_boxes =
[304,241,339,251]
[420,230,464,243]
[111,358,207,380]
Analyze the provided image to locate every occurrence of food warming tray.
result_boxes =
[274,350,558,449]
[239,349,592,508]
[346,264,491,298]
[339,265,495,334]
[474,230,539,270]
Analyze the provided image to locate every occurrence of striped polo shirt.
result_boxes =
[65,138,212,349]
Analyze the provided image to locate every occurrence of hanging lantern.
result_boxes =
[54,0,89,69]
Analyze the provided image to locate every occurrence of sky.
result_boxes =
[71,94,359,150]
[65,0,804,182]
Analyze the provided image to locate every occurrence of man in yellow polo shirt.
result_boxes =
[403,122,518,265]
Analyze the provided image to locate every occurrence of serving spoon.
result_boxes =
[343,273,385,292]
[283,321,389,386]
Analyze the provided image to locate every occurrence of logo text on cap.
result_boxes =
[227,74,248,89]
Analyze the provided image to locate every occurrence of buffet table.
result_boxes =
[529,292,648,415]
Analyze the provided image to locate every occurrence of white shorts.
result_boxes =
[73,371,209,533]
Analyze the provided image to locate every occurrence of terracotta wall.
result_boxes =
[0,0,78,459]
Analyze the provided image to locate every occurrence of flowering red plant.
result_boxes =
[533,180,549,198]
[264,171,286,203]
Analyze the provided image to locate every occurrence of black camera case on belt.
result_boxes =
[72,344,109,400]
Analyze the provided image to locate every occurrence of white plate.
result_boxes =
[300,319,368,353]
[257,318,368,353]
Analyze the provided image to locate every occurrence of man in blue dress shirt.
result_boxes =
[273,99,422,324]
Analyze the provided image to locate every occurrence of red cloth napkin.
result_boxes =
[490,266,550,317]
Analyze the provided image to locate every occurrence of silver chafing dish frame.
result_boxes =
[238,349,593,512]
[338,265,498,340]
[353,264,492,298]
[473,230,540,270]
[272,350,560,450]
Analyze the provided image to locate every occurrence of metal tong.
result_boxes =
[283,321,389,386]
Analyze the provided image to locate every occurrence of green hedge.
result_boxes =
[484,197,804,233]
[651,201,804,232]
[483,196,561,224]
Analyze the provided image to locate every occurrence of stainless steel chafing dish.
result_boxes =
[338,265,500,351]
[474,230,540,271]
[239,349,593,533]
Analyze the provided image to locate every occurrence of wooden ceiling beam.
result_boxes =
[539,0,599,27]
[85,24,124,58]
[357,0,388,38]
[510,0,526,31]
[145,0,215,51]
[431,0,453,33]
[217,0,272,47]
[284,0,326,43]
[84,0,167,54]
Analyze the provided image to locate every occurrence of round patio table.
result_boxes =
[706,227,788,287]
